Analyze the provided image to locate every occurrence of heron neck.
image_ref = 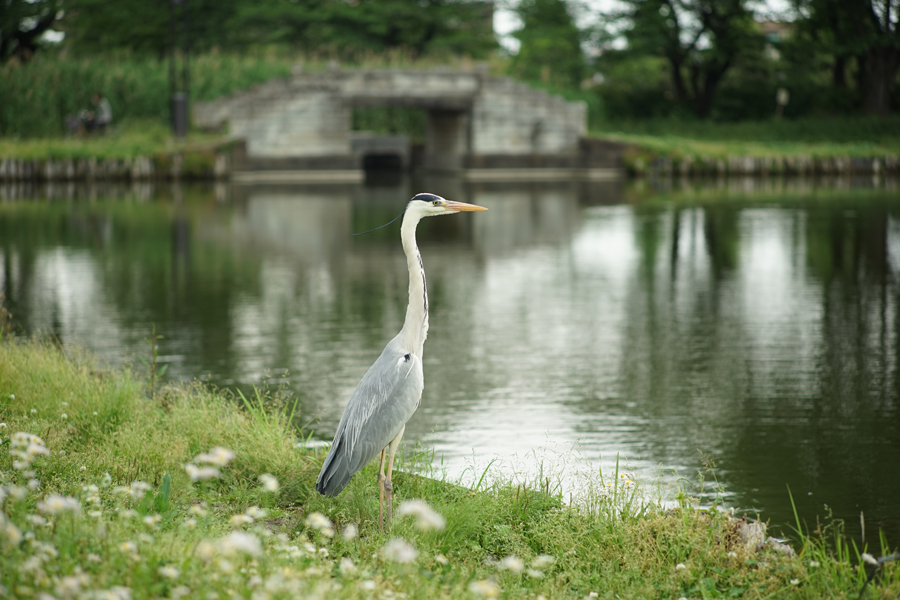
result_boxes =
[399,212,428,355]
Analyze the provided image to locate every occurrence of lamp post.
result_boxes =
[169,0,189,138]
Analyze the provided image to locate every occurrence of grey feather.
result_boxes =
[316,334,424,496]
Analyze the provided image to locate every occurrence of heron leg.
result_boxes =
[384,425,405,525]
[378,449,386,532]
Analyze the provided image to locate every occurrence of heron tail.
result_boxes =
[315,435,353,497]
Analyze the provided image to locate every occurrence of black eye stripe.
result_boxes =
[412,193,443,204]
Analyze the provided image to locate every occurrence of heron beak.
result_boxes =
[446,200,488,212]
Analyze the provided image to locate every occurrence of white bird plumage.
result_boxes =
[315,193,487,529]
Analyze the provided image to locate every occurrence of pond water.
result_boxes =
[2,175,899,545]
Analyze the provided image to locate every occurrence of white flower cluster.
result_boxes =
[304,512,335,538]
[37,494,81,516]
[196,531,262,560]
[397,499,446,531]
[230,506,267,528]
[381,538,418,564]
[10,432,50,472]
[258,473,279,493]
[112,481,152,501]
[184,447,236,482]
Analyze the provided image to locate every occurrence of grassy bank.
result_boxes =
[0,121,224,161]
[0,339,898,599]
[593,117,900,175]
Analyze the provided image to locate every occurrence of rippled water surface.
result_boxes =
[2,176,899,543]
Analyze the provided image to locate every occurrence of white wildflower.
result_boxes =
[531,554,555,569]
[170,585,191,599]
[88,510,103,519]
[397,499,446,531]
[498,556,524,573]
[727,551,737,558]
[55,572,90,598]
[527,569,544,578]
[339,557,356,575]
[790,579,800,585]
[189,504,208,517]
[342,523,358,541]
[258,473,279,492]
[361,581,376,591]
[183,518,197,529]
[3,521,23,546]
[245,506,267,519]
[317,547,329,558]
[27,479,40,490]
[9,432,50,470]
[143,514,162,530]
[118,541,138,554]
[37,494,81,515]
[230,513,253,528]
[435,553,449,565]
[304,512,334,537]
[129,481,152,500]
[185,463,221,482]
[86,553,102,563]
[195,540,217,562]
[381,538,418,564]
[809,560,820,568]
[468,579,501,598]
[218,531,262,557]
[118,509,138,520]
[216,558,234,574]
[158,565,180,579]
[26,515,47,527]
[194,447,235,467]
[675,563,686,570]
[61,413,68,420]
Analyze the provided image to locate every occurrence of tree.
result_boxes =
[510,0,585,89]
[0,0,62,63]
[795,0,899,116]
[61,0,497,60]
[619,0,762,118]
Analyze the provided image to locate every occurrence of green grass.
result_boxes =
[0,120,225,160]
[0,338,898,599]
[593,116,900,166]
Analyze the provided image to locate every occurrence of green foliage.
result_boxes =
[510,0,586,89]
[1,340,898,598]
[0,0,61,63]
[0,51,295,138]
[62,0,497,60]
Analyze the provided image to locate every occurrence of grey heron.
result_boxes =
[316,193,487,529]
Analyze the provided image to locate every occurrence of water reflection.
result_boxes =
[2,176,899,545]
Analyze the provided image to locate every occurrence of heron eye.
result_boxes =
[404,353,411,362]
[432,200,440,206]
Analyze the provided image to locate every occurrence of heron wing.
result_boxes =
[316,335,424,496]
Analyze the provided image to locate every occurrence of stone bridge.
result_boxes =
[193,67,614,180]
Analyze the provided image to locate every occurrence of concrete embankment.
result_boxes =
[628,152,900,177]
[0,151,231,182]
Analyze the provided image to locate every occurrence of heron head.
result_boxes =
[408,193,487,217]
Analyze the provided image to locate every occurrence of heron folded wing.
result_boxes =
[315,337,424,496]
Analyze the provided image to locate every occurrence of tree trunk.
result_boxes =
[832,55,847,88]
[862,46,900,116]
[667,52,689,105]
